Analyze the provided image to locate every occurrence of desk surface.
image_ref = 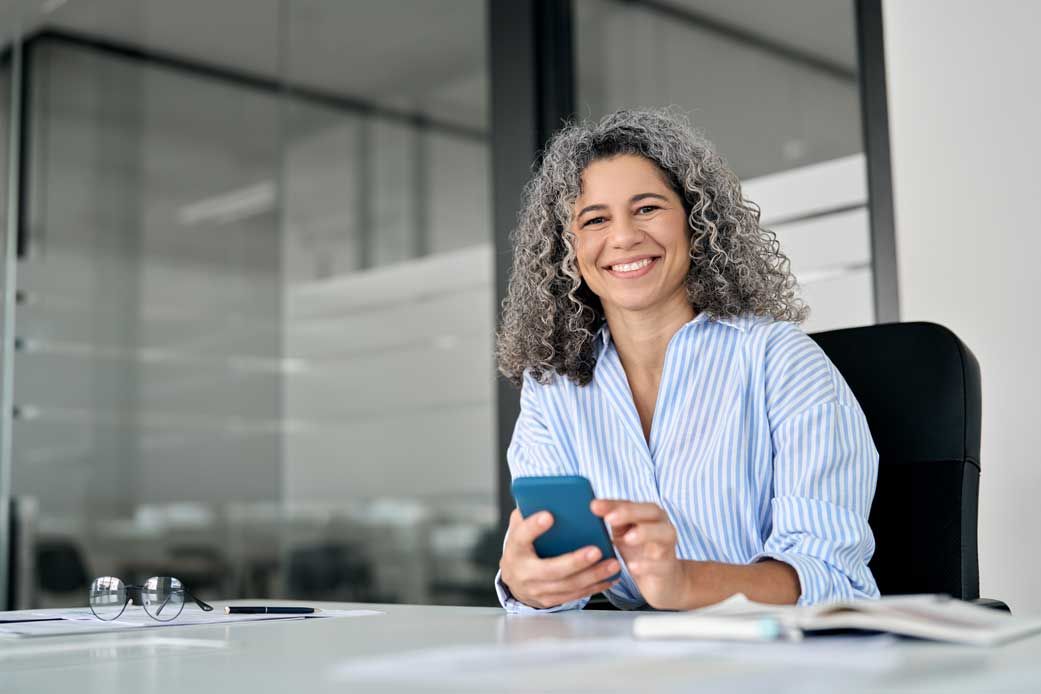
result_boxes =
[4,601,1041,693]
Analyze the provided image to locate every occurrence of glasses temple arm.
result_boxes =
[186,589,214,612]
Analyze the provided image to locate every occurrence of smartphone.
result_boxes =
[511,475,619,579]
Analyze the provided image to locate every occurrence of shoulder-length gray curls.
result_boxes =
[496,107,808,388]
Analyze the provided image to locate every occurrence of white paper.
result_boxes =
[0,635,230,658]
[312,609,383,618]
[0,605,383,638]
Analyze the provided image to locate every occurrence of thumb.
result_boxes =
[507,508,554,550]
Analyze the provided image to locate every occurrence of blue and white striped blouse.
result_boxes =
[496,312,880,612]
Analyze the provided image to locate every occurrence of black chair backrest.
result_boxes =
[36,539,90,594]
[809,322,981,599]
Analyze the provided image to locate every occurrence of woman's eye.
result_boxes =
[581,207,657,227]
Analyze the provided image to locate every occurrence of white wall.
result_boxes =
[883,0,1041,613]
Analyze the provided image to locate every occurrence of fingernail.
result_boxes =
[585,547,600,561]
[624,530,638,543]
[628,561,640,572]
[538,513,551,526]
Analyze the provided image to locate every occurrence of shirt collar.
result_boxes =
[596,312,749,352]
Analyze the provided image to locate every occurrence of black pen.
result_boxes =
[224,606,317,615]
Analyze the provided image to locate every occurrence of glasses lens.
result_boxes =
[142,576,185,621]
[89,576,127,620]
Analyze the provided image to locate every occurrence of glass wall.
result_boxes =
[5,0,496,608]
[1,7,23,609]
[576,0,873,333]
[2,0,887,611]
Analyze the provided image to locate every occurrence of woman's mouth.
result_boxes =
[605,256,659,279]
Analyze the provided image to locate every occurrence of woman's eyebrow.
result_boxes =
[577,192,669,218]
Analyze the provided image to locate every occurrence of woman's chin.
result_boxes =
[603,294,666,315]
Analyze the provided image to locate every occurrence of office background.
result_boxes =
[0,0,1036,614]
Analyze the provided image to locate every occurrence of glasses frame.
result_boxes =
[88,575,214,622]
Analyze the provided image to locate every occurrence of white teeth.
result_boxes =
[611,258,653,272]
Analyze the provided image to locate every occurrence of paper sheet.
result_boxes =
[0,635,230,659]
[0,605,383,637]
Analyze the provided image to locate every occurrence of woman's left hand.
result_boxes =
[590,499,692,610]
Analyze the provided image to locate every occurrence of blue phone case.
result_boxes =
[511,475,618,577]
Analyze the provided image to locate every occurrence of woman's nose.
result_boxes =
[608,214,643,247]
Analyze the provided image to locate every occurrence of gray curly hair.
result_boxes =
[496,107,808,388]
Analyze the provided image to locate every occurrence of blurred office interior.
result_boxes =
[0,0,883,609]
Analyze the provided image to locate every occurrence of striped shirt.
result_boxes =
[496,312,880,612]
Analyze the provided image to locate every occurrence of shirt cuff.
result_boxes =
[494,569,589,613]
[750,550,877,607]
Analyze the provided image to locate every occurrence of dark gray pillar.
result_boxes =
[489,0,575,534]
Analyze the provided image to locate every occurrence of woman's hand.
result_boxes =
[499,509,621,609]
[591,499,693,610]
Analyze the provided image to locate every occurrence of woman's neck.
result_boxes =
[604,291,697,379]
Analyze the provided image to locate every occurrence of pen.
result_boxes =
[224,606,317,615]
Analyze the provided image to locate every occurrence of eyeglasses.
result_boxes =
[88,575,214,622]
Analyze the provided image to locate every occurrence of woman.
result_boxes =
[495,108,879,612]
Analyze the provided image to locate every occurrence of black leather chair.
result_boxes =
[810,321,1007,610]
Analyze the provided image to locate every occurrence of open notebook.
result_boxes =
[633,594,1041,646]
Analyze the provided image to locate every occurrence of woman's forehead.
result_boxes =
[575,155,674,200]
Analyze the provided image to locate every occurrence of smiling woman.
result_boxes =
[498,108,806,389]
[494,108,879,613]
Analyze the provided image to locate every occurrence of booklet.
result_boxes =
[632,594,1041,646]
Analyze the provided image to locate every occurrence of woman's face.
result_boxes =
[570,154,691,317]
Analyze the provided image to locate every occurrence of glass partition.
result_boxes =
[1,6,23,609]
[6,0,496,609]
[576,0,873,332]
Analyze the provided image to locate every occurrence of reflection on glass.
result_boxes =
[576,0,874,333]
[1,56,8,226]
[88,575,128,621]
[1,20,20,611]
[576,0,863,179]
[8,1,497,609]
[140,575,187,621]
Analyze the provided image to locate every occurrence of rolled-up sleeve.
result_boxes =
[495,371,589,613]
[753,322,880,605]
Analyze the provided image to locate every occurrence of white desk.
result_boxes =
[4,601,1041,693]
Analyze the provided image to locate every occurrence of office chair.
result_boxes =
[286,542,379,602]
[35,538,91,606]
[810,321,1008,611]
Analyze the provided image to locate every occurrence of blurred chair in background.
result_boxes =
[35,537,90,607]
[286,542,376,602]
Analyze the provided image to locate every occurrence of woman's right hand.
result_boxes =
[499,508,621,609]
